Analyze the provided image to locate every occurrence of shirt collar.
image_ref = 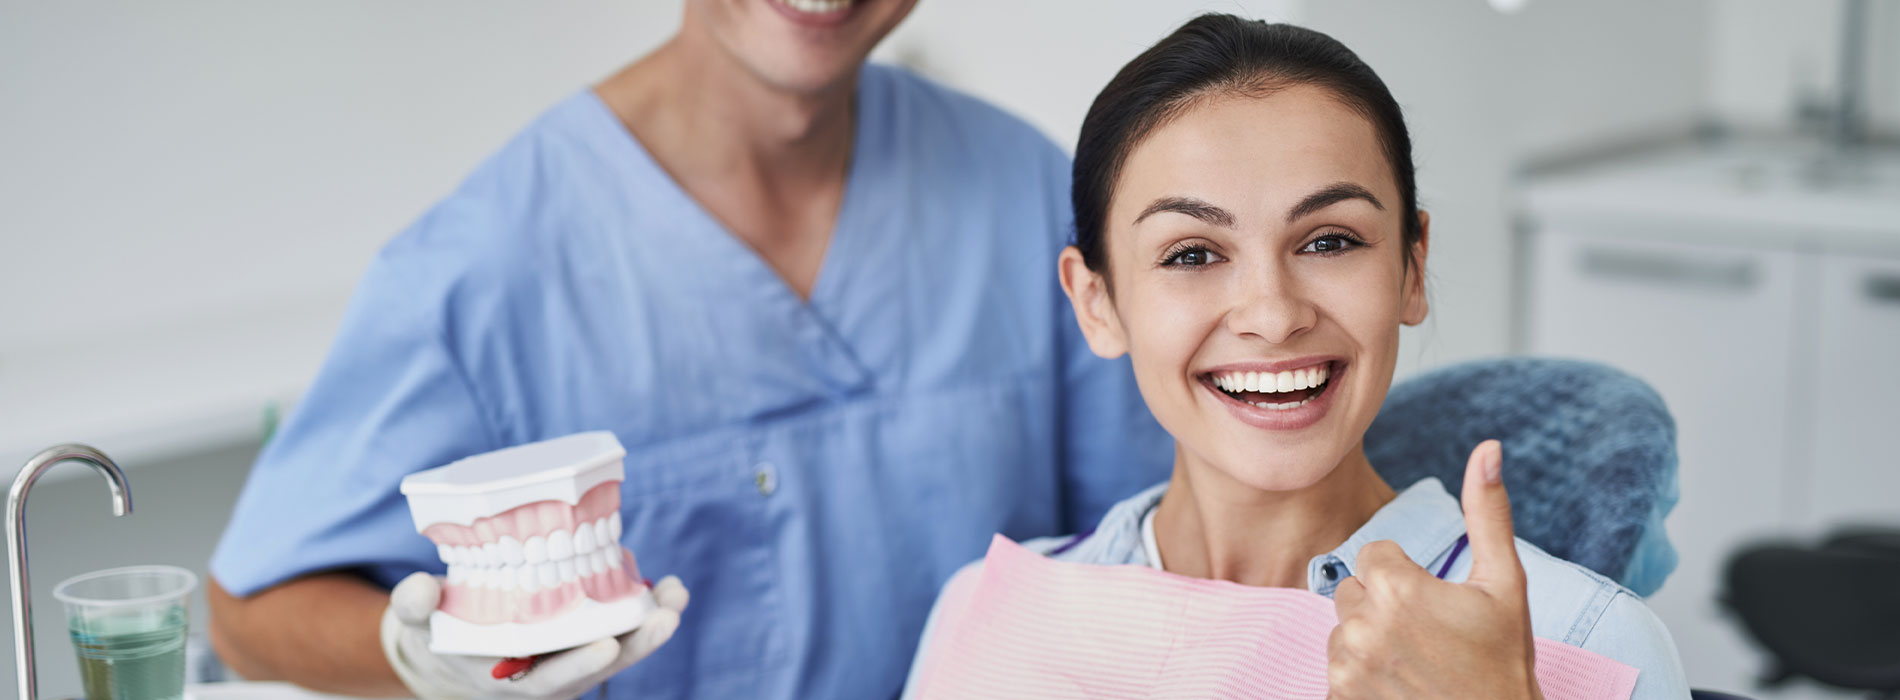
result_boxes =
[1075,477,1468,596]
[1306,477,1468,595]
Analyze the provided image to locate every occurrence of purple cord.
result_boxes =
[1435,534,1469,580]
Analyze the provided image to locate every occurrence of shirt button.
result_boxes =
[1321,561,1339,581]
[754,463,777,496]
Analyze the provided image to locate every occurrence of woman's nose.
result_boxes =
[1223,266,1317,344]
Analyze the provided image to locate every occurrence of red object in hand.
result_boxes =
[491,656,537,680]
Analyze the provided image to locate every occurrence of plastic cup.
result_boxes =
[53,565,198,700]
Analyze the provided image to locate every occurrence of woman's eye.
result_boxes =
[1300,233,1363,254]
[1161,246,1222,267]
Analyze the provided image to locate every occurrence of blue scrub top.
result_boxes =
[210,64,1172,699]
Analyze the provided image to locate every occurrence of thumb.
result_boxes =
[1459,439,1524,593]
[388,572,443,628]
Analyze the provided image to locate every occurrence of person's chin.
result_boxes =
[1206,445,1341,493]
[1229,464,1337,493]
[738,43,865,94]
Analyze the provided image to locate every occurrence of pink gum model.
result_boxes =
[422,481,646,625]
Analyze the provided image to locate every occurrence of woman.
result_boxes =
[906,15,1687,699]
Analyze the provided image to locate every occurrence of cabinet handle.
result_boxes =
[1576,247,1757,292]
[1866,273,1900,305]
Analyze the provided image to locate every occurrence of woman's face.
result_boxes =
[1061,85,1429,493]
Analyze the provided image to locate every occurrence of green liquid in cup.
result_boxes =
[68,605,187,700]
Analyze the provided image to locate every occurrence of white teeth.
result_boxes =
[443,516,629,591]
[781,0,851,13]
[574,523,597,555]
[1215,365,1330,396]
[1250,395,1318,411]
[592,549,612,575]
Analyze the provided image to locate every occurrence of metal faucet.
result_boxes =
[9,445,132,700]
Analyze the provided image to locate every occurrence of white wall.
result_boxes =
[0,2,673,352]
[1708,0,1900,133]
[874,0,1301,152]
[1302,0,1712,375]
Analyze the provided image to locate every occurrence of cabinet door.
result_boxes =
[1804,252,1900,528]
[1525,228,1802,692]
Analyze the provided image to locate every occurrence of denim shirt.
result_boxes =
[906,478,1691,699]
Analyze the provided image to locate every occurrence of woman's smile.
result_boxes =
[1197,358,1346,431]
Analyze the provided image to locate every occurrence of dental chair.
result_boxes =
[1366,356,1679,595]
[1367,357,1753,700]
[1722,527,1900,698]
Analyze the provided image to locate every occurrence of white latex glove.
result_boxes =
[380,572,688,700]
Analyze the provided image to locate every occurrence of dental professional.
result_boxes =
[204,1,1171,698]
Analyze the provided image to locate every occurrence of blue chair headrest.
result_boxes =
[1366,357,1679,595]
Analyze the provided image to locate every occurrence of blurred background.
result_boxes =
[2,1,1895,697]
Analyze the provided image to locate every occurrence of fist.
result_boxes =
[1325,440,1544,700]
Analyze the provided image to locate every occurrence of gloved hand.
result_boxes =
[379,572,688,700]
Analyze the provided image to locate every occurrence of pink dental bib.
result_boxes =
[911,535,1639,700]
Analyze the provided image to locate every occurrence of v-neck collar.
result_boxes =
[578,69,880,314]
[571,71,882,398]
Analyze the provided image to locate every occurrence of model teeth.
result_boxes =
[445,516,622,591]
[1212,364,1330,395]
[781,0,852,13]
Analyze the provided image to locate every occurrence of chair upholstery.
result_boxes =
[1365,357,1680,595]
[1724,531,1900,696]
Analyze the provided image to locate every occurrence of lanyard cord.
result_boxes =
[1434,534,1471,580]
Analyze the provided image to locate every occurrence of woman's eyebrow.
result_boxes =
[1133,196,1235,228]
[1286,182,1384,222]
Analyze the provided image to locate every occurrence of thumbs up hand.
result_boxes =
[1325,440,1544,700]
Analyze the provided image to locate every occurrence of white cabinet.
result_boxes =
[1805,254,1900,529]
[1521,144,1900,698]
[1525,227,1810,694]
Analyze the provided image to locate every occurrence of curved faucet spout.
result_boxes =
[8,444,132,700]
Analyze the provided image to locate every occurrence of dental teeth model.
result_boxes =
[400,431,657,657]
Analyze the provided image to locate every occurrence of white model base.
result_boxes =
[427,588,658,658]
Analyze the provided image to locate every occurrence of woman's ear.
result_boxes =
[1400,211,1431,327]
[1058,246,1130,358]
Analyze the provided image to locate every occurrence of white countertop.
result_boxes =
[186,681,408,700]
[1518,140,1900,255]
[0,296,344,483]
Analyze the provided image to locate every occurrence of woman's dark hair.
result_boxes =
[1073,14,1420,274]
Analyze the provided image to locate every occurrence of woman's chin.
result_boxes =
[1209,455,1340,494]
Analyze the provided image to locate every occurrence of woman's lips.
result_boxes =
[1200,361,1343,431]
